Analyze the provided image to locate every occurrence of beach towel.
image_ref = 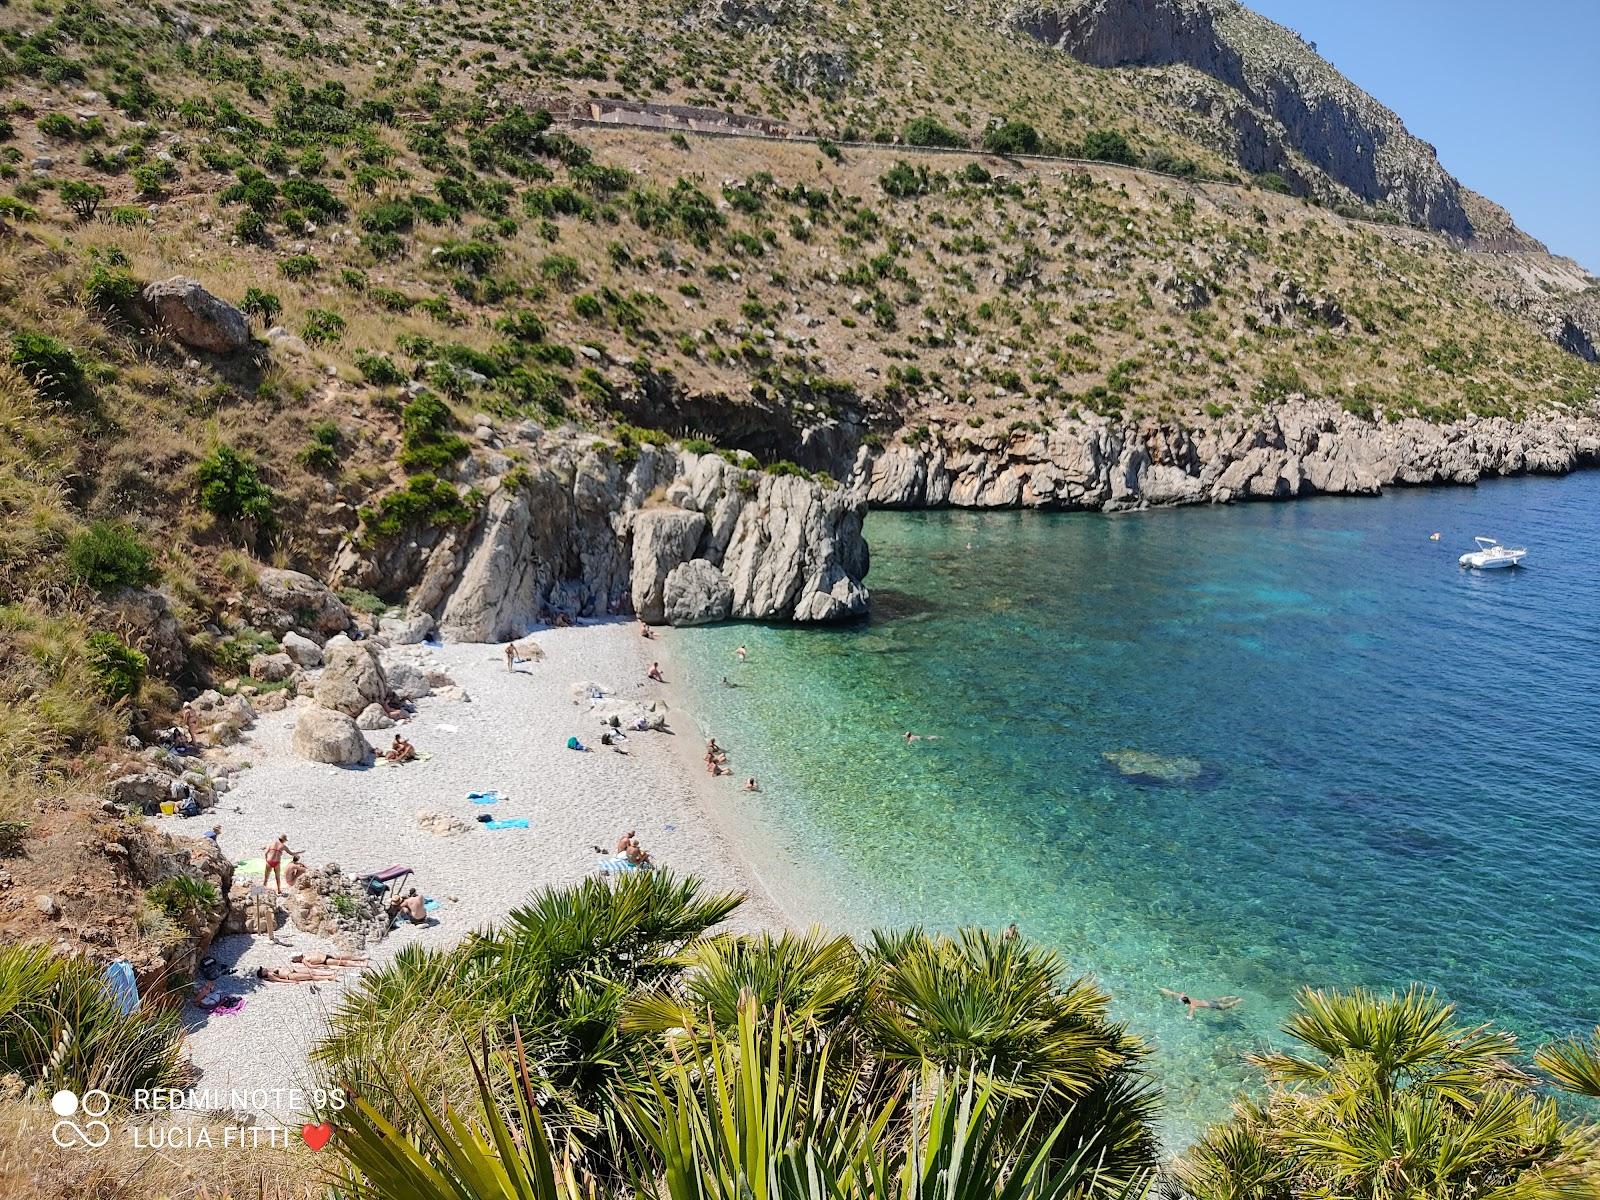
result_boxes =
[424,898,441,913]
[597,855,646,874]
[484,817,530,831]
[102,959,139,1016]
[468,791,501,804]
[211,997,246,1016]
[235,857,266,878]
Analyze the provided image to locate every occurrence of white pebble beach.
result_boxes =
[151,619,788,1122]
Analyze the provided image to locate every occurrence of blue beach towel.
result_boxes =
[103,959,139,1016]
[424,897,441,913]
[468,791,502,804]
[597,855,647,873]
[485,817,530,831]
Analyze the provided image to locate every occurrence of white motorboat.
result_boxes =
[1459,536,1526,569]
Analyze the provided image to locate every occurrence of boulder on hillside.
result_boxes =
[314,642,387,715]
[281,631,323,668]
[663,559,733,626]
[141,276,251,354]
[107,587,189,678]
[380,612,435,644]
[631,507,707,624]
[355,703,394,730]
[248,652,294,682]
[382,659,432,701]
[249,569,352,639]
[291,707,371,765]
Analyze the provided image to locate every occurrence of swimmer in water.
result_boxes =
[1160,987,1243,1019]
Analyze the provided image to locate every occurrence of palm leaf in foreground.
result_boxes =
[1537,1029,1600,1099]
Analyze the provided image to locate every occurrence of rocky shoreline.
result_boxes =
[861,402,1600,511]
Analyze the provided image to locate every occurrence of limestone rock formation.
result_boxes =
[285,863,388,949]
[292,706,371,764]
[313,642,387,715]
[247,568,352,639]
[633,508,709,624]
[355,703,394,730]
[341,435,872,639]
[382,659,432,701]
[663,559,734,626]
[1010,0,1483,238]
[107,587,189,678]
[281,631,323,668]
[860,403,1600,512]
[140,276,251,354]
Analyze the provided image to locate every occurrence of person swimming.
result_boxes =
[904,731,941,743]
[1160,987,1243,1019]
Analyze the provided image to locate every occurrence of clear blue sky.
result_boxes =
[1246,0,1599,272]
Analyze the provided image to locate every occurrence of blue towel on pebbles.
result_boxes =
[468,791,501,803]
[485,817,529,831]
[424,897,441,912]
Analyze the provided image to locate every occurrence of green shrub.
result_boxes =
[82,261,140,309]
[59,179,106,221]
[982,120,1040,155]
[240,287,282,324]
[196,445,276,528]
[538,252,582,288]
[1081,129,1136,166]
[66,521,156,592]
[10,331,86,406]
[573,292,603,320]
[879,161,933,199]
[85,632,146,702]
[297,421,343,472]
[279,253,320,280]
[399,393,470,472]
[337,587,388,616]
[355,351,405,386]
[358,474,478,542]
[300,307,346,345]
[0,818,29,857]
[903,116,963,148]
[1255,171,1293,194]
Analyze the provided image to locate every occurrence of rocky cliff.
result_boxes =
[1008,0,1497,240]
[860,403,1600,509]
[332,434,869,639]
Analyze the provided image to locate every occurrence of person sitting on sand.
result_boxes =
[262,834,301,892]
[640,621,655,640]
[1160,987,1243,1019]
[282,853,307,889]
[291,952,367,968]
[567,735,590,752]
[615,829,637,854]
[625,841,653,867]
[647,662,664,682]
[743,777,759,792]
[257,964,338,984]
[388,888,428,926]
[202,823,222,846]
[384,734,416,763]
[705,738,727,764]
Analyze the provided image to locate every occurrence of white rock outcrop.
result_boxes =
[292,707,371,765]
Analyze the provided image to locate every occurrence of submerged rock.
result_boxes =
[1101,749,1204,785]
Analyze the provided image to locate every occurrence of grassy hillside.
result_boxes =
[0,0,1597,832]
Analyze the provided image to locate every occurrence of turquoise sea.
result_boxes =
[673,473,1600,1144]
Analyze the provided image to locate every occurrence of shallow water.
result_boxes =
[676,474,1600,1142]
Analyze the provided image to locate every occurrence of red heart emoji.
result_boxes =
[301,1123,333,1151]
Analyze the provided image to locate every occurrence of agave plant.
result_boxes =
[1175,987,1600,1200]
[318,872,742,1170]
[330,998,1150,1200]
[0,942,185,1103]
[863,928,1160,1185]
[1536,1028,1600,1099]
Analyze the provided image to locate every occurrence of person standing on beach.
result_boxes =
[263,833,301,892]
[504,642,518,672]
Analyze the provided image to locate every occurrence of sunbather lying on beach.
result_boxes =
[384,735,416,762]
[257,964,338,983]
[1160,987,1243,1019]
[291,952,367,967]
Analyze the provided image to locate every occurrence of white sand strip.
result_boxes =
[152,619,789,1120]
